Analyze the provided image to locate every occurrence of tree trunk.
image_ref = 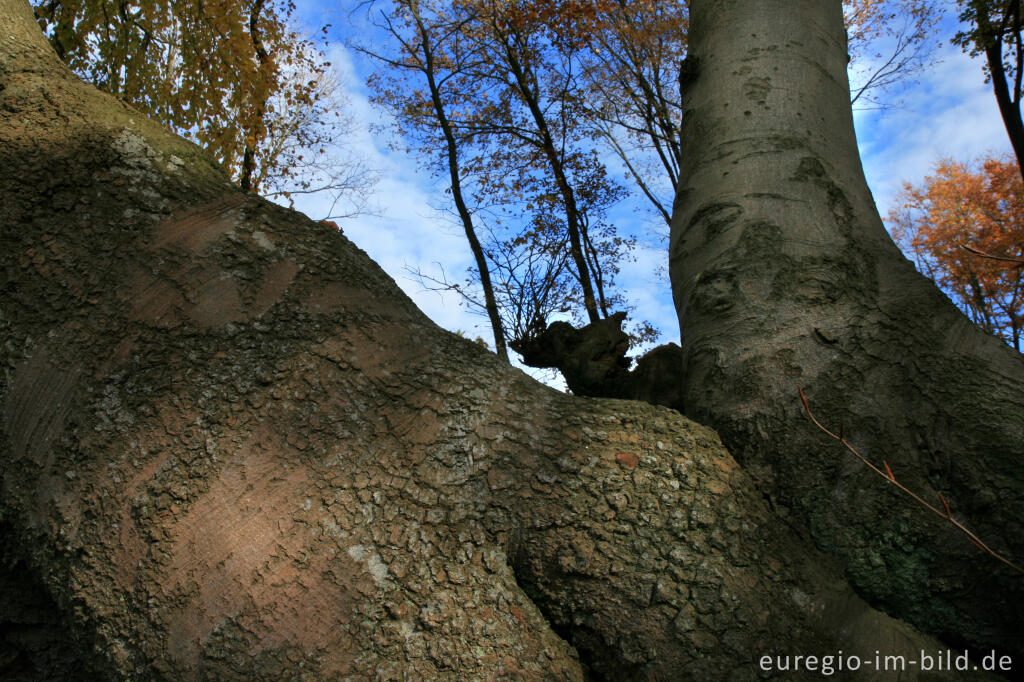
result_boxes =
[239,0,269,194]
[672,0,1024,659]
[0,0,1002,678]
[413,4,510,363]
[976,0,1024,184]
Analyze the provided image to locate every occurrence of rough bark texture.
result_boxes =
[0,522,94,681]
[672,0,1024,661]
[0,0,1003,679]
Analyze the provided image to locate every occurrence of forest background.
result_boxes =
[284,0,1013,386]
[35,0,1017,381]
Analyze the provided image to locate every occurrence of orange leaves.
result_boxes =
[888,154,1024,350]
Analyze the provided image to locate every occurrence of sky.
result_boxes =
[282,2,1010,387]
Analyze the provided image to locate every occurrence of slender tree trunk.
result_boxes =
[499,35,602,323]
[240,0,269,193]
[412,4,509,362]
[0,0,997,678]
[673,0,1024,658]
[976,0,1024,184]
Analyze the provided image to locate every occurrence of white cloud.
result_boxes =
[854,42,1010,218]
[614,240,678,348]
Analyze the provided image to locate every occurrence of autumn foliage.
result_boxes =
[32,0,369,213]
[888,154,1024,350]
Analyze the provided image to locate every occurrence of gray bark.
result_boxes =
[672,0,1024,658]
[0,0,1003,678]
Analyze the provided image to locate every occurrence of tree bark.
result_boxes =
[672,0,1024,659]
[0,0,1003,678]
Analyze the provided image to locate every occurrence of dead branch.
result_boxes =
[798,387,1024,575]
[959,243,1024,266]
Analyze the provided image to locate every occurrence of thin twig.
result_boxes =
[798,387,1024,575]
[959,243,1024,265]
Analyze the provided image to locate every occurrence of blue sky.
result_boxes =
[283,2,1010,386]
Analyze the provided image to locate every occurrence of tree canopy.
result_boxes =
[889,154,1024,350]
[33,0,371,215]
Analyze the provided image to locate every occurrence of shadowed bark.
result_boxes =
[0,0,1005,679]
[512,312,686,411]
[672,0,1024,660]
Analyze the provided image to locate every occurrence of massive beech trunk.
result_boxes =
[0,0,1008,679]
[672,0,1024,660]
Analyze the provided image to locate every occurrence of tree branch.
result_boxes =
[798,388,1024,575]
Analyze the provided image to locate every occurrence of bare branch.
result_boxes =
[960,242,1024,265]
[798,387,1024,575]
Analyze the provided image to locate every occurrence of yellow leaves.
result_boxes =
[35,0,336,193]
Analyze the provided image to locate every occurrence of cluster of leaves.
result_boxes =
[33,0,371,216]
[956,0,1022,87]
[889,154,1024,350]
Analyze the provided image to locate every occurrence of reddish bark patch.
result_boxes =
[615,452,639,470]
[128,269,188,327]
[250,258,299,317]
[162,426,356,668]
[186,269,246,327]
[150,195,247,253]
[128,196,300,329]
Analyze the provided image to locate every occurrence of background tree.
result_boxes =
[361,0,652,361]
[563,0,688,226]
[463,0,612,324]
[32,0,371,216]
[889,154,1024,350]
[361,0,509,361]
[956,0,1024,182]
